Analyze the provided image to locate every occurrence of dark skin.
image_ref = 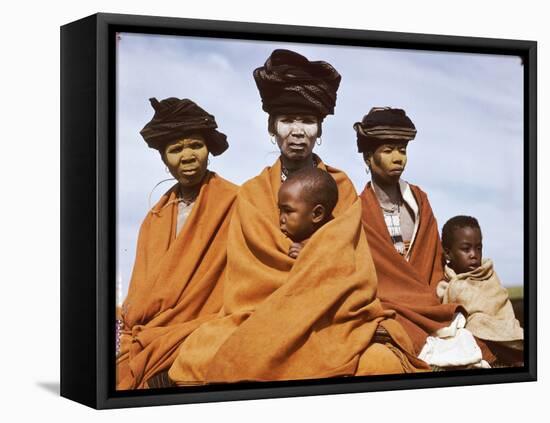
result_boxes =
[364,142,408,203]
[277,179,327,258]
[161,134,209,201]
[444,226,483,274]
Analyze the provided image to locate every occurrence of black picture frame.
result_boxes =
[60,12,537,409]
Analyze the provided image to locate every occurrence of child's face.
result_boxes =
[444,226,483,274]
[278,180,317,243]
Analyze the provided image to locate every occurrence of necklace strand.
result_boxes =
[281,156,318,181]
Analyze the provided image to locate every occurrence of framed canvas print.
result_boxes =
[60,12,537,409]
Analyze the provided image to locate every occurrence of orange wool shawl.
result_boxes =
[116,172,237,389]
[360,182,460,354]
[168,158,427,384]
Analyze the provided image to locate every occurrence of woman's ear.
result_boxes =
[268,115,276,135]
[311,204,326,224]
[363,152,372,169]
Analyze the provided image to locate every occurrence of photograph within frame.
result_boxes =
[114,27,528,392]
[57,12,536,407]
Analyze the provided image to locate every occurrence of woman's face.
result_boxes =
[366,142,408,184]
[273,114,320,162]
[162,134,209,188]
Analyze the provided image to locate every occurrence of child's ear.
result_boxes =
[311,204,326,224]
[443,248,451,264]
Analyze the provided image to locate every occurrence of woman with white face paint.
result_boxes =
[270,114,320,177]
[168,50,428,385]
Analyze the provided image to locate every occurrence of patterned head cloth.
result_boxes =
[140,97,229,156]
[353,107,417,153]
[253,49,341,118]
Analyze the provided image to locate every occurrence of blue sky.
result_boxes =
[116,32,524,303]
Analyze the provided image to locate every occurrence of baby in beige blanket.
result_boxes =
[438,215,523,366]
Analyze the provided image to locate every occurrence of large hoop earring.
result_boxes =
[316,137,322,146]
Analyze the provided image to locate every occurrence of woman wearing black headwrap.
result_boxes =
[168,51,427,385]
[355,107,496,369]
[117,98,238,389]
[253,49,342,182]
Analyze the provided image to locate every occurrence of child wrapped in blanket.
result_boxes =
[277,167,338,259]
[437,215,524,366]
[277,167,393,344]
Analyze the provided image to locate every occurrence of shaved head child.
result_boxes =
[278,167,338,258]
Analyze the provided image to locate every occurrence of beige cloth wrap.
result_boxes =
[437,259,523,346]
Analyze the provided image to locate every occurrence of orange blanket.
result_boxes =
[168,158,427,384]
[360,182,460,355]
[116,172,237,389]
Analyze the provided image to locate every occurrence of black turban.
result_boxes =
[353,107,417,153]
[140,97,229,156]
[253,49,341,118]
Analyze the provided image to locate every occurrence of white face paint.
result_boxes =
[273,114,320,163]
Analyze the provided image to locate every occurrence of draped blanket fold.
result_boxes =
[437,259,523,344]
[169,159,427,384]
[360,182,460,355]
[116,172,237,389]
